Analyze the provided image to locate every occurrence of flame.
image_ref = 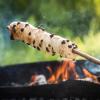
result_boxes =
[31,75,36,82]
[48,59,79,84]
[82,68,97,81]
[46,66,53,74]
[29,60,100,85]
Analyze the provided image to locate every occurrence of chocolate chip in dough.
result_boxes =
[13,25,16,28]
[33,40,35,45]
[50,34,54,38]
[28,32,31,36]
[52,47,56,55]
[27,43,30,45]
[41,39,43,43]
[39,43,42,47]
[25,24,29,27]
[12,25,16,33]
[22,40,25,43]
[72,43,75,46]
[61,40,66,44]
[46,47,49,52]
[17,22,20,25]
[33,45,36,48]
[21,28,24,32]
[52,52,56,56]
[37,26,45,31]
[66,40,69,42]
[48,44,51,47]
[73,45,78,49]
[68,45,72,48]
[60,55,62,57]
[37,47,40,50]
[39,40,43,47]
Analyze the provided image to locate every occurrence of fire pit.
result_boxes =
[0,60,100,100]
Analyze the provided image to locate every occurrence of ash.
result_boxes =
[28,74,47,86]
[11,74,47,87]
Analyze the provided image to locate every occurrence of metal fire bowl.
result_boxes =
[0,60,100,99]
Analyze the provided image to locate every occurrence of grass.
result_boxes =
[74,32,100,59]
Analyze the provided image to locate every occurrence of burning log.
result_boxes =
[27,60,100,85]
[47,60,100,84]
[7,21,100,64]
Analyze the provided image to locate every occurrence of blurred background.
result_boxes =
[0,0,100,66]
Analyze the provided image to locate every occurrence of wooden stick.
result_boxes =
[72,49,100,65]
